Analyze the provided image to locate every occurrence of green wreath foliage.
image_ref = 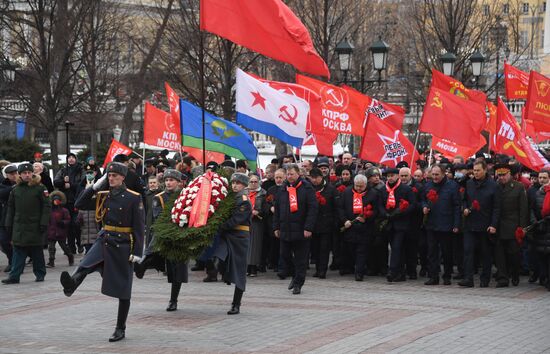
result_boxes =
[152,188,235,263]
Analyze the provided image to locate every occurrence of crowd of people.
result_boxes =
[1,149,550,337]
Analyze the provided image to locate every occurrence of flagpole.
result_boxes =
[142,145,146,175]
[410,130,420,165]
[428,148,433,168]
[199,30,206,167]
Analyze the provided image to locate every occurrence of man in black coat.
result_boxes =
[309,168,338,279]
[338,174,379,281]
[60,162,145,342]
[54,152,83,254]
[0,164,17,272]
[459,160,501,288]
[399,167,424,279]
[273,164,318,294]
[365,167,387,276]
[422,164,461,285]
[380,168,415,282]
[263,168,285,272]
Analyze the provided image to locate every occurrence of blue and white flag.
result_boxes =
[236,68,309,147]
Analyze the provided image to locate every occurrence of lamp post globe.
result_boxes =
[439,52,456,77]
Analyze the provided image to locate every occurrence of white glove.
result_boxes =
[129,255,143,263]
[93,173,108,191]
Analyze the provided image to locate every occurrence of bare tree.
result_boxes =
[118,0,174,145]
[0,0,92,172]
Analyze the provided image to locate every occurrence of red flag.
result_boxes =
[359,113,417,168]
[165,82,181,126]
[420,86,487,147]
[342,85,404,130]
[525,71,550,127]
[504,63,529,100]
[496,98,549,171]
[486,101,498,135]
[431,135,486,160]
[250,73,336,156]
[200,0,329,78]
[296,74,366,136]
[103,140,132,169]
[144,102,181,151]
[522,106,550,143]
[431,69,487,106]
[182,146,225,165]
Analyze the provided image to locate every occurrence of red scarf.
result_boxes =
[353,189,366,214]
[287,181,302,213]
[385,179,401,209]
[249,191,257,209]
[542,185,550,217]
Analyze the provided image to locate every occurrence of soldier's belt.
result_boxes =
[234,225,250,232]
[103,225,133,233]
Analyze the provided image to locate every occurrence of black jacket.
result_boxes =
[338,186,378,243]
[54,163,83,204]
[312,181,338,234]
[379,181,415,231]
[463,177,501,232]
[273,177,318,242]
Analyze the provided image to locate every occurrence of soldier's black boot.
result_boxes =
[166,282,181,312]
[227,287,243,315]
[60,268,90,297]
[109,299,129,342]
[203,259,218,282]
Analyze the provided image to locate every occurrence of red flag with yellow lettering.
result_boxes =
[431,69,487,106]
[524,71,550,129]
[419,85,487,147]
[431,135,486,160]
[496,98,548,171]
[504,63,529,100]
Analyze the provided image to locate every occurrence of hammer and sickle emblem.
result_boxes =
[325,88,345,107]
[503,141,527,158]
[289,194,297,203]
[279,105,298,125]
[431,92,443,109]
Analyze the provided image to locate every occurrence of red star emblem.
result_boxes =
[251,91,266,110]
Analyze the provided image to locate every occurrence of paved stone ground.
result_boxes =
[1,250,550,354]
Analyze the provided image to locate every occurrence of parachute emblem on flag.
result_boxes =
[430,91,443,109]
[378,130,409,165]
[535,80,550,97]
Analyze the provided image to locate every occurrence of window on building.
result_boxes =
[483,4,490,16]
[542,30,545,48]
[522,2,530,14]
[519,30,528,47]
[503,3,509,14]
[543,2,547,12]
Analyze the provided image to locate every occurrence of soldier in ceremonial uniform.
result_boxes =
[213,172,252,315]
[134,169,188,312]
[60,162,144,342]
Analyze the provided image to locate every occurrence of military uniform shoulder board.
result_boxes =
[126,188,140,196]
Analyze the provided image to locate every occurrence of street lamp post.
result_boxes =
[65,120,75,155]
[470,50,485,89]
[335,38,354,84]
[370,37,390,85]
[439,52,457,77]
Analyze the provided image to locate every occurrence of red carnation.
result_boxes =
[265,194,274,203]
[412,187,418,194]
[459,187,465,195]
[363,204,374,218]
[515,227,525,245]
[399,199,409,212]
[337,185,347,193]
[427,189,439,203]
[471,199,481,211]
[315,191,327,206]
[329,175,338,183]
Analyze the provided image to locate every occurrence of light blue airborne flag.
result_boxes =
[180,99,258,169]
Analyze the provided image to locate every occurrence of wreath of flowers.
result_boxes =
[153,170,236,263]
[171,172,229,227]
